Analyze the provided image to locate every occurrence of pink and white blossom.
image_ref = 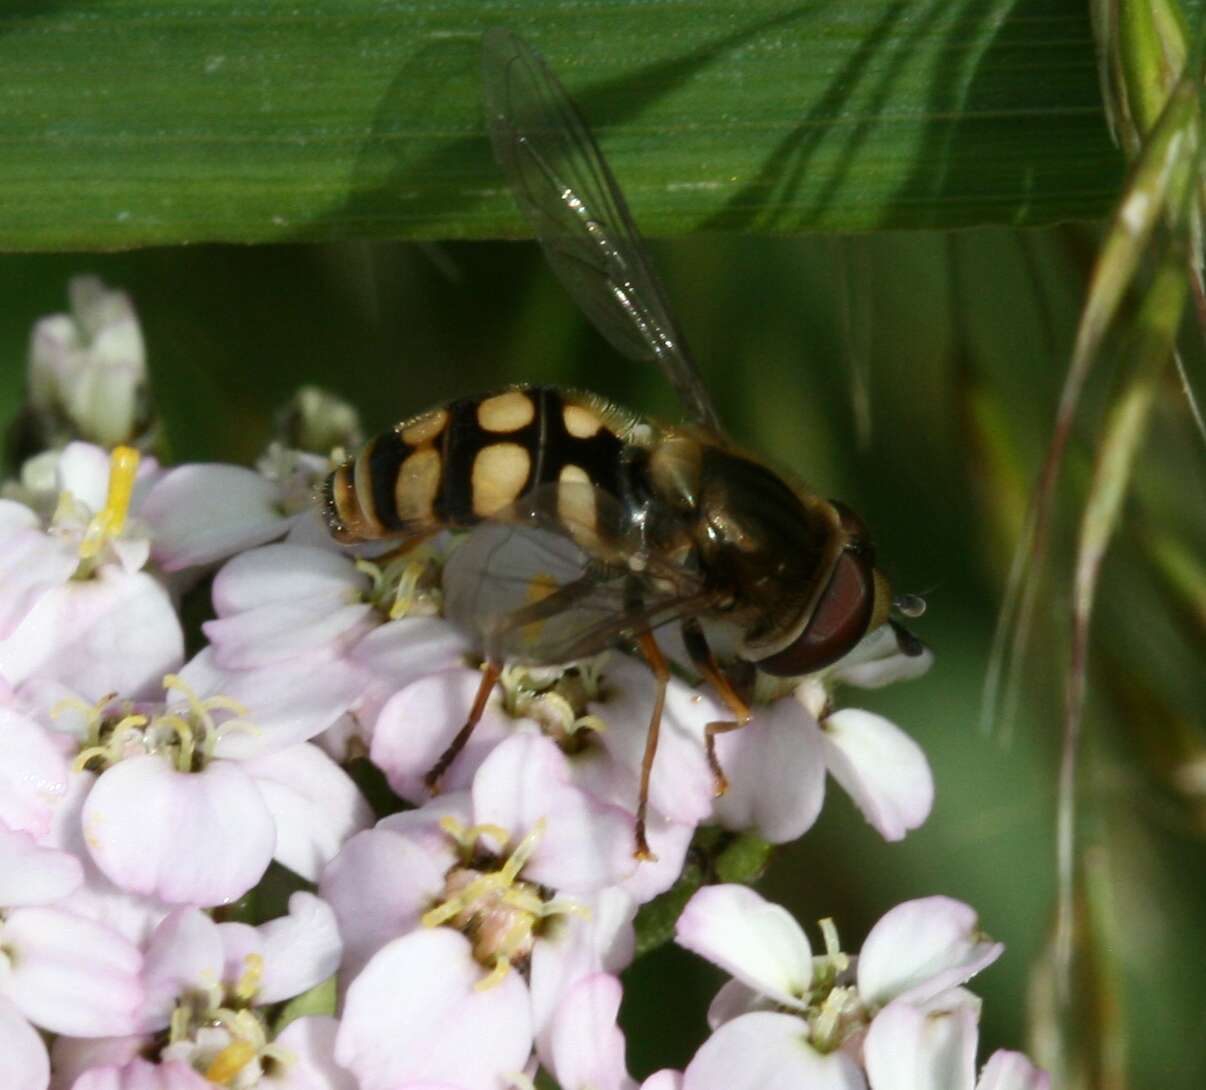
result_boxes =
[52,895,347,1090]
[675,886,1026,1090]
[27,276,148,449]
[0,993,50,1090]
[713,681,932,845]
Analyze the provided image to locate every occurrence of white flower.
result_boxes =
[27,276,148,448]
[712,637,934,845]
[675,886,1019,1090]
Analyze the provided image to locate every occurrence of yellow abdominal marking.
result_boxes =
[78,444,140,560]
[563,403,603,438]
[399,407,448,446]
[471,443,530,517]
[478,390,535,432]
[557,464,597,532]
[395,447,441,522]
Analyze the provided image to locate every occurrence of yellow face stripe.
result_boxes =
[400,408,449,447]
[563,404,603,438]
[477,391,535,433]
[395,448,442,523]
[471,442,531,517]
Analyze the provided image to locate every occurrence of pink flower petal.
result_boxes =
[211,543,366,615]
[642,1073,683,1090]
[0,571,182,702]
[821,709,933,842]
[345,617,471,725]
[253,892,343,1003]
[674,885,811,1010]
[976,1051,1051,1090]
[138,909,224,1031]
[204,600,374,670]
[178,649,362,760]
[205,544,375,669]
[471,734,635,892]
[371,669,515,802]
[706,979,769,1030]
[617,816,692,904]
[857,897,1004,1008]
[863,999,977,1090]
[48,1034,147,1090]
[587,658,721,825]
[336,929,532,1090]
[244,743,373,881]
[83,755,275,906]
[0,823,82,906]
[711,697,826,844]
[71,1058,211,1090]
[0,528,76,640]
[545,974,632,1090]
[271,1015,359,1090]
[319,825,452,984]
[0,708,69,839]
[682,1011,863,1090]
[1,906,142,1036]
[142,465,292,571]
[0,498,40,537]
[529,888,636,1052]
[45,773,170,947]
[0,994,49,1090]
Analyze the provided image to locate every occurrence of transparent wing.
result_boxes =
[482,27,722,433]
[442,481,716,664]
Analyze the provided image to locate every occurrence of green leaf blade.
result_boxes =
[0,1,1134,249]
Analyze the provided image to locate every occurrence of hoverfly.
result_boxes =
[323,28,925,858]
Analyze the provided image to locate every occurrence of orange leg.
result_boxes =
[681,619,752,796]
[634,633,669,862]
[424,660,502,793]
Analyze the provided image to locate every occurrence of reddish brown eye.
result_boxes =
[757,550,875,677]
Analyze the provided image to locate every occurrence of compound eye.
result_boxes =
[757,549,876,677]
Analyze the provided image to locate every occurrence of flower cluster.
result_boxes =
[0,279,1047,1090]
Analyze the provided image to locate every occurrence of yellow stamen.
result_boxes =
[570,713,608,736]
[157,674,258,762]
[422,820,542,924]
[78,445,140,560]
[204,1039,258,1085]
[475,954,512,991]
[388,558,425,619]
[496,818,545,885]
[233,953,264,1004]
[71,713,148,771]
[151,712,197,771]
[437,815,509,856]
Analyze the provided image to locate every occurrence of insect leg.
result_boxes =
[423,660,503,793]
[889,618,927,657]
[681,619,752,796]
[634,631,669,862]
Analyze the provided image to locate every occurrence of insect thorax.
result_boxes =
[646,437,845,659]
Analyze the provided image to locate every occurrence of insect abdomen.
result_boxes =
[322,385,630,543]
